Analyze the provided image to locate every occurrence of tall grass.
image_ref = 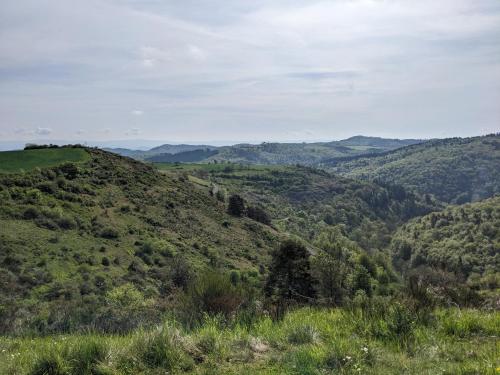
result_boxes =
[0,307,498,375]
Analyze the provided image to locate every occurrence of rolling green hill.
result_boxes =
[330,134,500,204]
[0,147,89,173]
[391,196,499,288]
[106,136,422,165]
[0,148,280,334]
[157,163,438,252]
[0,146,498,375]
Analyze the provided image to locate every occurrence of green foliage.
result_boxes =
[227,194,245,216]
[180,271,245,324]
[332,134,500,203]
[391,196,500,288]
[265,240,316,310]
[163,163,437,252]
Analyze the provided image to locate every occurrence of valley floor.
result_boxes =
[1,307,498,375]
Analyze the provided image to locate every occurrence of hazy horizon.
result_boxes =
[2,131,499,152]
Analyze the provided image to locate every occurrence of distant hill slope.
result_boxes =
[158,163,438,252]
[208,137,422,165]
[391,196,499,287]
[104,144,218,160]
[0,147,89,173]
[106,136,422,165]
[0,148,279,333]
[335,135,422,148]
[146,149,219,163]
[329,134,500,204]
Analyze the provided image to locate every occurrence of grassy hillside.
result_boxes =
[157,163,438,252]
[391,196,500,289]
[0,148,89,173]
[1,307,498,375]
[0,148,280,334]
[0,146,498,374]
[330,134,500,204]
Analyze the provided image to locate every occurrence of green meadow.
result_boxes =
[0,148,90,173]
[0,308,498,375]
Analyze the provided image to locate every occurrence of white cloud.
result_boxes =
[125,128,142,136]
[0,0,498,141]
[186,44,206,61]
[35,127,52,135]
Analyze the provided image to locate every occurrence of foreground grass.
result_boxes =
[1,308,498,375]
[0,148,90,173]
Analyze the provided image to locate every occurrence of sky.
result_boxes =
[1,0,499,146]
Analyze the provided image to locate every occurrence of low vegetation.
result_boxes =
[0,307,498,375]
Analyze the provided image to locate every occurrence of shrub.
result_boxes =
[101,257,110,267]
[99,227,119,239]
[181,271,244,323]
[247,206,272,225]
[23,206,40,219]
[227,194,245,216]
[57,216,77,230]
[170,257,193,289]
[59,163,79,179]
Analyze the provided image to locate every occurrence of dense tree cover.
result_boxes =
[146,149,219,163]
[0,148,280,334]
[391,196,500,290]
[171,163,439,252]
[207,136,419,165]
[330,134,500,204]
[311,227,398,305]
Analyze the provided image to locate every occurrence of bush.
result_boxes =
[23,206,40,219]
[180,271,244,323]
[247,206,272,225]
[99,227,119,239]
[57,216,77,230]
[227,194,245,216]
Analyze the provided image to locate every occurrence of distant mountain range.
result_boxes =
[105,135,423,164]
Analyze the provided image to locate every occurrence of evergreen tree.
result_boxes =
[227,194,245,216]
[265,240,316,306]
